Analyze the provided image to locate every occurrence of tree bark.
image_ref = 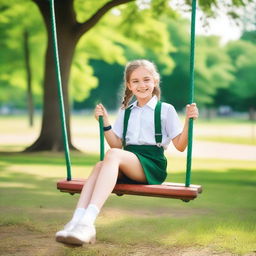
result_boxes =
[24,30,34,127]
[26,0,134,152]
[249,107,256,121]
[26,0,79,151]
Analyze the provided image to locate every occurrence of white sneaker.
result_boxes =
[55,221,76,243]
[66,224,96,245]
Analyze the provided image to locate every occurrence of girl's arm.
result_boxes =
[94,104,123,149]
[172,103,199,152]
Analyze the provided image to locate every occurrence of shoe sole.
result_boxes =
[55,235,68,244]
[65,235,96,245]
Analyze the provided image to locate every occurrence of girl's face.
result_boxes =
[127,66,156,101]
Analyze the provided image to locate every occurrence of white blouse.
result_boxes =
[112,96,182,149]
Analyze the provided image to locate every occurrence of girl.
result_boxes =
[56,59,199,245]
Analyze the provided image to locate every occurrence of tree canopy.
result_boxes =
[0,0,255,150]
[226,39,256,110]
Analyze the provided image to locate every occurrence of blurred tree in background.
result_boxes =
[160,19,234,109]
[0,1,45,110]
[213,1,256,120]
[0,0,255,151]
[225,39,256,120]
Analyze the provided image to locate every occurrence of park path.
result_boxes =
[0,116,255,161]
[73,119,256,161]
[73,137,256,161]
[167,141,256,161]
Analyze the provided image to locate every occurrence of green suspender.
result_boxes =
[154,101,162,145]
[122,105,133,147]
[122,101,162,147]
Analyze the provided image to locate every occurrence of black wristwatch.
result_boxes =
[103,125,112,131]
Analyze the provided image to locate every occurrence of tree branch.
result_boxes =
[76,0,135,38]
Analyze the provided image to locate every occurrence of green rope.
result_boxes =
[99,116,105,161]
[185,0,197,187]
[49,0,72,181]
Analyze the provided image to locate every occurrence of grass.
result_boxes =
[0,152,255,255]
[0,114,256,255]
[196,135,256,145]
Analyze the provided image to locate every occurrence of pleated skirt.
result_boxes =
[123,144,167,185]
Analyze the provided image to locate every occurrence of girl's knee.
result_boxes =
[91,161,103,175]
[105,148,122,161]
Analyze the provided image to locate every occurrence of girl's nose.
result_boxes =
[138,81,146,87]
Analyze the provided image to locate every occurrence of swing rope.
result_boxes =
[99,116,105,161]
[49,0,72,180]
[49,0,197,187]
[186,0,197,187]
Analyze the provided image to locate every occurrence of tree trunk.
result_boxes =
[24,30,34,127]
[26,0,79,151]
[26,0,133,152]
[249,107,256,121]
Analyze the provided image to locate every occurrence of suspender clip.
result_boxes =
[156,143,162,147]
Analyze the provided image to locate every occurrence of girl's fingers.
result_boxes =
[97,104,105,112]
[94,104,104,120]
[94,104,108,122]
[186,103,199,119]
[95,104,104,113]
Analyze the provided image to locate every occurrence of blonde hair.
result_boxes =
[121,59,161,108]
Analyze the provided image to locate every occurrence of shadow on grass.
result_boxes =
[0,151,99,166]
[0,161,255,213]
[0,152,255,218]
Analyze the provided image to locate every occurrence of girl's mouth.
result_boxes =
[137,89,148,93]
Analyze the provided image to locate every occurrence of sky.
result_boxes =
[168,0,253,45]
[195,10,242,44]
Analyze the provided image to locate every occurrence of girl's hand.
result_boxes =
[186,103,199,120]
[94,103,110,125]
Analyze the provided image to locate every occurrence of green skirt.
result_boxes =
[123,145,167,185]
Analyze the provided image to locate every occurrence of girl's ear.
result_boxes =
[154,79,158,87]
[127,82,131,90]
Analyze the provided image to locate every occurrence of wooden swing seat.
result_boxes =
[57,179,202,201]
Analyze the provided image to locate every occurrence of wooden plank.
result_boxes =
[162,182,202,193]
[57,179,202,201]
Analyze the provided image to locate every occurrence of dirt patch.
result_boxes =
[0,224,255,256]
[0,225,63,256]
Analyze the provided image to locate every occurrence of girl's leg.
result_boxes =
[66,148,146,245]
[76,161,103,209]
[56,161,103,243]
[90,148,146,210]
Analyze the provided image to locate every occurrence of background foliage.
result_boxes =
[0,0,255,114]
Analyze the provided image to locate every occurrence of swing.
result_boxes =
[49,0,202,202]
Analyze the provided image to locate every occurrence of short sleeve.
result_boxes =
[165,105,182,140]
[112,108,125,139]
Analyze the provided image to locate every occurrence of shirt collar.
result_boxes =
[130,95,158,110]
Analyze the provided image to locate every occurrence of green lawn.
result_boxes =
[0,152,255,256]
[0,115,256,255]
